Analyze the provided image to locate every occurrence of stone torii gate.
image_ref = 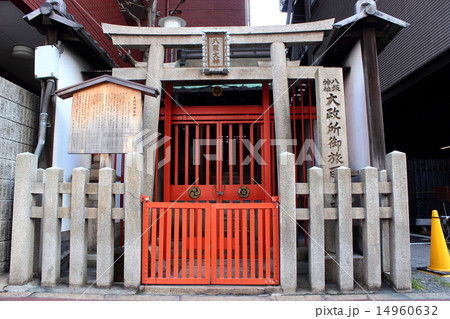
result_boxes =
[102,19,347,193]
[102,20,349,292]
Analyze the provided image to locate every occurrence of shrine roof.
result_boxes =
[316,3,410,67]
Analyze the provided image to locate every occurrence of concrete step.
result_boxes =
[139,285,281,295]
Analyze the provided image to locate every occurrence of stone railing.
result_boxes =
[9,152,144,289]
[278,151,411,293]
[8,151,412,293]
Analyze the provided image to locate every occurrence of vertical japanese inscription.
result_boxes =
[315,68,349,181]
[202,31,230,74]
[68,83,142,154]
[208,35,225,67]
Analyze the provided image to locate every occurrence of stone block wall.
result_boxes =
[0,76,39,273]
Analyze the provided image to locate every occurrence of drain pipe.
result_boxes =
[34,78,55,157]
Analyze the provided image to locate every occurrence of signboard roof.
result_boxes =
[55,74,159,100]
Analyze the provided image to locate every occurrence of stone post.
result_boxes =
[361,166,381,290]
[124,152,143,288]
[271,42,293,156]
[69,167,89,287]
[278,152,297,293]
[41,167,64,287]
[143,43,165,198]
[335,166,353,291]
[9,153,38,285]
[379,169,390,274]
[97,168,115,287]
[33,168,45,274]
[386,151,411,292]
[308,166,325,292]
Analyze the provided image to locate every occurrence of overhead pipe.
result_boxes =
[32,0,65,159]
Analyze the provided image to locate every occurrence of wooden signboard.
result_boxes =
[55,74,159,154]
[202,31,230,74]
[69,83,141,154]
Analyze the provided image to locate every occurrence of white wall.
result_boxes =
[343,40,371,171]
[250,0,286,26]
[53,44,92,231]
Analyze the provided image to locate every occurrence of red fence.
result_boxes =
[141,200,279,285]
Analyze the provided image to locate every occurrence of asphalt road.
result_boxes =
[410,234,450,296]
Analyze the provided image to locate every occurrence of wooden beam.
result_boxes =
[361,24,386,169]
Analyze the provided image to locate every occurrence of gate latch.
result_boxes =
[141,195,151,203]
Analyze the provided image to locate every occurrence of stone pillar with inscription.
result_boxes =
[315,68,349,282]
[315,68,349,179]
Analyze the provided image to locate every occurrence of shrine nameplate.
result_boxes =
[68,82,142,154]
[202,31,230,74]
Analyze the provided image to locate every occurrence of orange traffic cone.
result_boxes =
[418,210,450,277]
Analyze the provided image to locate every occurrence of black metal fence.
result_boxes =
[407,158,450,228]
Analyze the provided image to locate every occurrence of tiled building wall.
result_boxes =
[0,76,39,273]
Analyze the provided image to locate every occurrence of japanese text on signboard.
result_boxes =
[323,78,344,179]
[202,31,230,74]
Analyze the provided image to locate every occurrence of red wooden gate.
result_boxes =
[154,82,274,203]
[141,80,315,284]
[211,203,279,285]
[141,199,279,285]
[153,81,317,203]
[167,122,270,202]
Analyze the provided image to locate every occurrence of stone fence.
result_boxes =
[9,152,143,289]
[8,151,412,293]
[278,151,411,293]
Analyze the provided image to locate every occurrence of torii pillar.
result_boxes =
[143,43,165,198]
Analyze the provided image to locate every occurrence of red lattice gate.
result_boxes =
[141,199,279,285]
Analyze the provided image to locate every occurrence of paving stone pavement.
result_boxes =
[0,273,448,301]
[0,235,448,301]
